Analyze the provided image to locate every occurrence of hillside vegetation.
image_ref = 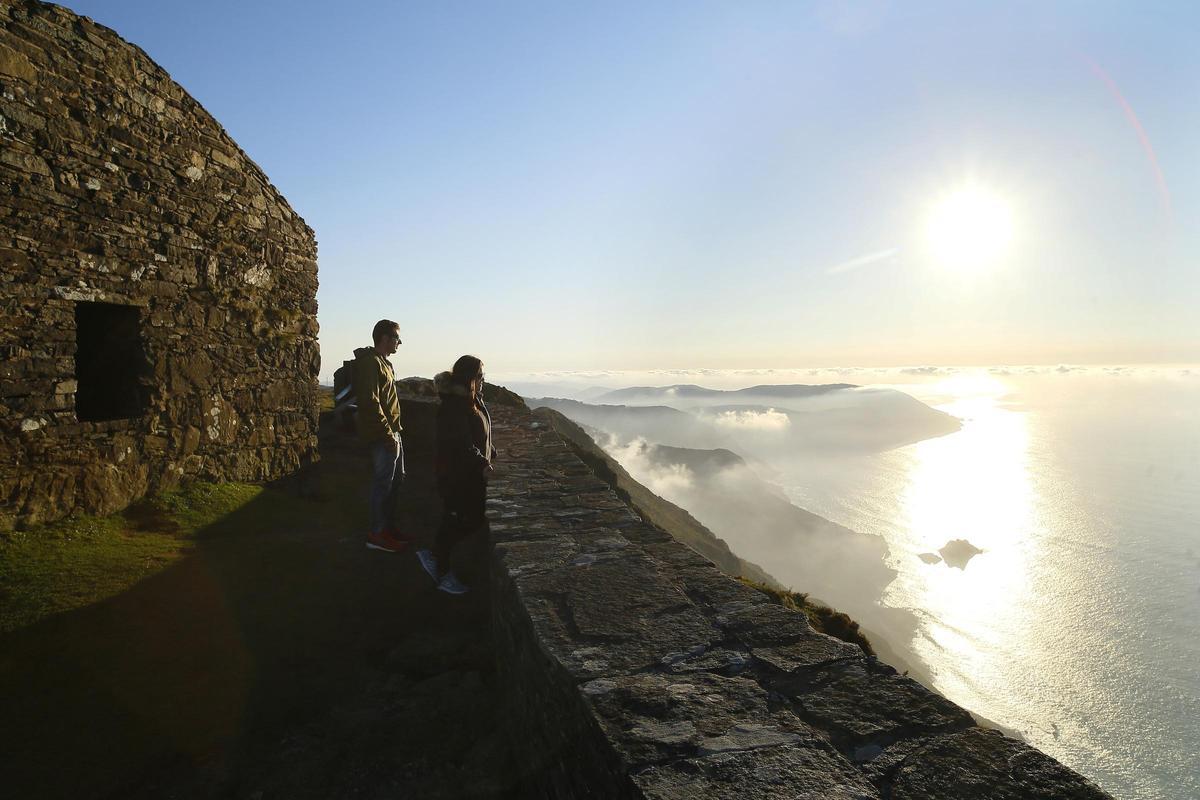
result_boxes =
[738,577,875,657]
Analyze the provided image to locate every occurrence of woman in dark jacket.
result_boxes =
[416,355,496,594]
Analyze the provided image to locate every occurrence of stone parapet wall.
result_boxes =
[486,397,1111,798]
[0,1,318,529]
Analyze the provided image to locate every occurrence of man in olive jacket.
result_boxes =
[355,319,408,551]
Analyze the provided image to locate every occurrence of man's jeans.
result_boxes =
[369,435,405,534]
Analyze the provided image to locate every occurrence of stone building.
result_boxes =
[0,0,319,530]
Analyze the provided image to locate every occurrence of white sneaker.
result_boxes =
[416,549,438,582]
[437,572,469,595]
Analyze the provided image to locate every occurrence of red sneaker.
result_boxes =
[366,529,407,552]
[388,528,417,546]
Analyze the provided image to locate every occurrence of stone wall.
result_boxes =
[485,397,1112,798]
[0,1,319,529]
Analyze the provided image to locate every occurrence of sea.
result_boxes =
[507,365,1200,799]
[773,368,1200,800]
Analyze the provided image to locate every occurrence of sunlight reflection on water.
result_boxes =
[779,374,1200,800]
[884,388,1137,793]
[894,394,1038,709]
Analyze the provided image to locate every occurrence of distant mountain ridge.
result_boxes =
[649,444,745,474]
[529,383,961,455]
[526,397,691,419]
[594,383,855,405]
[527,397,729,450]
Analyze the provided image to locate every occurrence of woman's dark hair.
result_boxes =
[450,354,483,387]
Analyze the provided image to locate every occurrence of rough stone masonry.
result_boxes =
[0,0,319,530]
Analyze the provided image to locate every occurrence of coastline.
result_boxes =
[529,392,1031,748]
[851,605,1027,743]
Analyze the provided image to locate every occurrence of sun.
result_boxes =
[925,184,1014,271]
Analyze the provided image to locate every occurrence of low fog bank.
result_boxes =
[529,384,960,459]
[532,398,732,450]
[599,435,918,650]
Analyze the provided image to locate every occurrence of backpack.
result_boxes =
[332,359,357,432]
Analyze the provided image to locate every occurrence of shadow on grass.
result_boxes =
[0,404,510,799]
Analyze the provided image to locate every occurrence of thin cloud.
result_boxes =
[709,408,791,432]
[825,247,901,275]
[605,436,696,496]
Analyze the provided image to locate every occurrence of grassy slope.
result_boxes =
[0,482,276,634]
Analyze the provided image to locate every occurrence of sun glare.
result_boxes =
[925,184,1014,272]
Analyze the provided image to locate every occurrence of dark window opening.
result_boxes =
[74,302,148,422]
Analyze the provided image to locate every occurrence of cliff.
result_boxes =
[487,392,1110,798]
[533,406,779,589]
[530,400,930,686]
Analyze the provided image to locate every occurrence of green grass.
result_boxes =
[0,481,277,635]
[739,577,876,657]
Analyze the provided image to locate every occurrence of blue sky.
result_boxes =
[62,1,1200,379]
